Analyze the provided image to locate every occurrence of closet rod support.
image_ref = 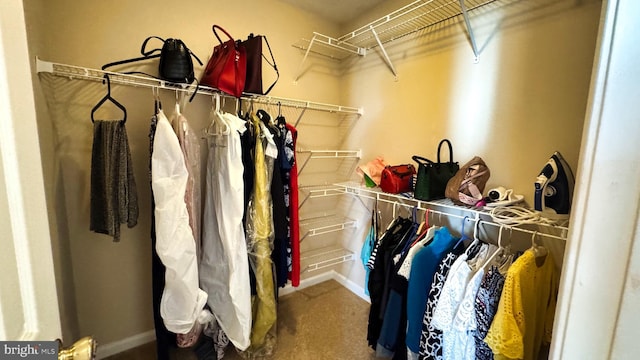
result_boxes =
[294,107,308,127]
[370,26,398,80]
[458,0,480,63]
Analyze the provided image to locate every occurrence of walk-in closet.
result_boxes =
[3,0,640,359]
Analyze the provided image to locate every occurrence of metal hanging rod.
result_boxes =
[337,181,568,241]
[35,58,363,116]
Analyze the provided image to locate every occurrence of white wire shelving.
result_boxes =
[300,245,355,273]
[335,181,569,241]
[298,185,347,209]
[35,58,363,116]
[294,0,507,79]
[296,149,362,174]
[299,214,357,242]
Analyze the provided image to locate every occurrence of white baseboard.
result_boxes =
[278,271,334,296]
[97,272,367,358]
[96,329,155,359]
[332,271,371,303]
[279,270,370,303]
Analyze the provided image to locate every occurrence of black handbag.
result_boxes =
[238,33,279,95]
[153,37,202,83]
[102,36,203,99]
[412,139,459,200]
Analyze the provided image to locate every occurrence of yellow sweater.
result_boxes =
[484,249,558,360]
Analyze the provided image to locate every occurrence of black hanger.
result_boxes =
[275,102,286,127]
[91,75,127,123]
[256,109,271,125]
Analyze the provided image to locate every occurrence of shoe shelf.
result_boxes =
[298,185,347,209]
[299,214,357,242]
[296,149,362,174]
[300,245,356,273]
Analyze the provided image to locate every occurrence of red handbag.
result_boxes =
[380,164,416,194]
[200,25,246,97]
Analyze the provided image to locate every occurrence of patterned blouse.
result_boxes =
[474,266,506,360]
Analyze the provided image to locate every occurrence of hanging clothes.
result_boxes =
[90,119,138,241]
[200,110,252,350]
[484,249,558,360]
[171,103,202,256]
[264,119,289,289]
[430,243,495,360]
[375,217,420,359]
[151,109,207,334]
[367,217,414,349]
[416,241,471,360]
[149,104,174,360]
[360,208,379,297]
[403,227,459,358]
[473,266,506,360]
[286,122,301,287]
[243,114,278,356]
[276,115,294,277]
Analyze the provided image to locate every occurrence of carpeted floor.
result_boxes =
[104,280,377,359]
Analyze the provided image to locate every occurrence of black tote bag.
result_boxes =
[412,139,459,200]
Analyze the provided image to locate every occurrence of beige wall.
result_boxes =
[340,0,602,205]
[332,0,602,296]
[23,0,342,346]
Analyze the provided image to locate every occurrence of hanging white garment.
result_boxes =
[200,110,252,350]
[152,109,207,334]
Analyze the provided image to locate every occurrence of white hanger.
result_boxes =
[531,231,549,259]
[463,217,483,253]
[481,225,506,270]
[203,93,229,142]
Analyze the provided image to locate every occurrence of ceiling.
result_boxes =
[278,0,387,26]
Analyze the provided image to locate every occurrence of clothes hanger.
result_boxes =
[275,101,287,127]
[479,225,504,269]
[152,86,162,114]
[463,217,483,253]
[174,89,181,118]
[91,74,127,123]
[453,215,471,249]
[204,93,229,141]
[531,231,549,259]
[256,109,271,125]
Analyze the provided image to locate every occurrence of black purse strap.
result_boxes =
[261,35,279,95]
[141,36,165,56]
[412,155,434,166]
[437,139,454,163]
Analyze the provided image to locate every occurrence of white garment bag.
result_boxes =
[152,110,207,334]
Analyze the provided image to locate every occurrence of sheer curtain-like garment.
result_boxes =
[172,105,202,257]
[243,116,278,357]
[200,111,252,350]
[152,110,207,334]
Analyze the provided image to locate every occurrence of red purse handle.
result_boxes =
[212,25,236,45]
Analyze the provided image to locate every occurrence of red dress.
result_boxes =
[286,123,300,286]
